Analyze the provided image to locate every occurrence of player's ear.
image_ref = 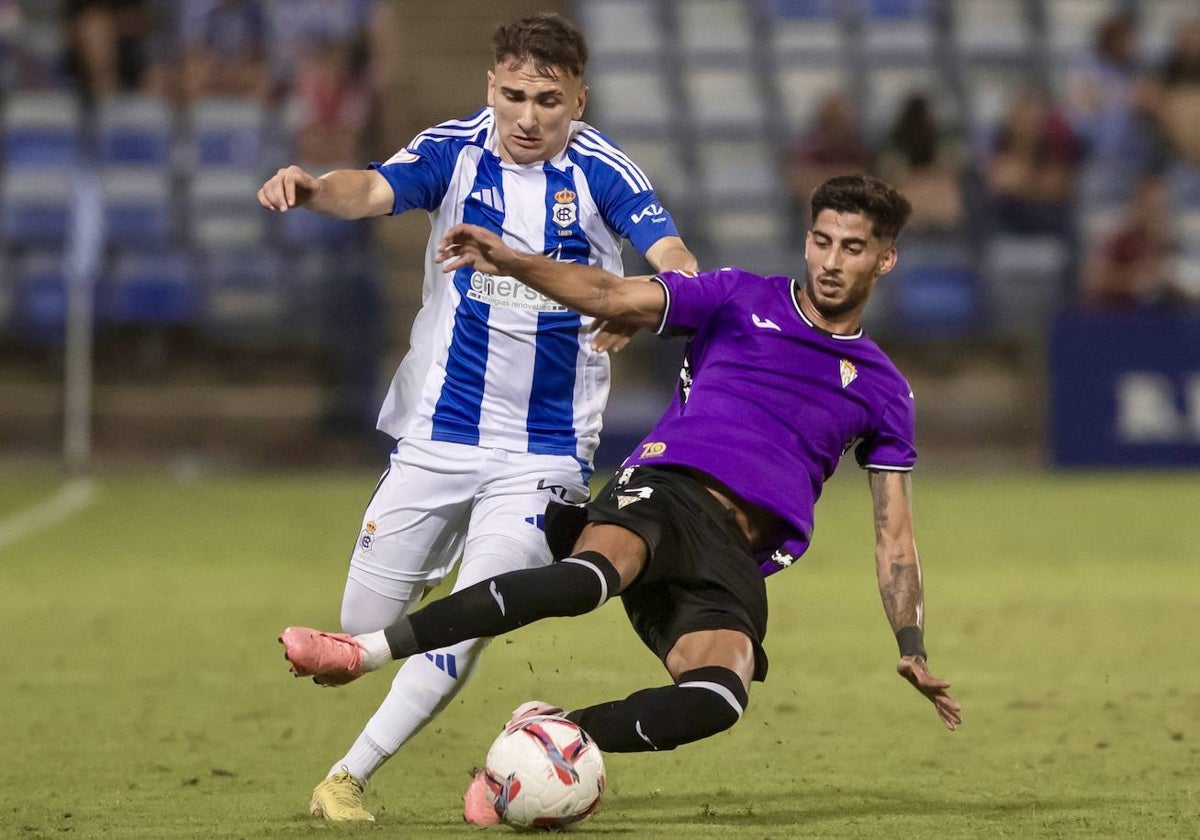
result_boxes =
[574,83,589,120]
[876,245,898,277]
[486,70,496,107]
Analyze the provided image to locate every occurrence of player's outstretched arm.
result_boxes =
[437,223,667,328]
[588,235,700,353]
[257,165,393,219]
[868,469,962,731]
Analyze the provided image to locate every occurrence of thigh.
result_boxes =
[347,440,481,598]
[460,452,590,579]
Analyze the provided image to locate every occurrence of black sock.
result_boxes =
[566,666,748,753]
[383,551,620,659]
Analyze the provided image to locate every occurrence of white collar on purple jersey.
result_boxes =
[790,277,864,340]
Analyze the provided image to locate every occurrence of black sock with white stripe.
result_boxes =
[566,666,748,753]
[385,551,620,660]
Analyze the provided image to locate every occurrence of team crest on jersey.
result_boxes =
[552,189,578,229]
[839,359,858,389]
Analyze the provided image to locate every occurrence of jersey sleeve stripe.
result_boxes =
[570,145,645,193]
[576,130,653,191]
[652,275,671,335]
[574,132,652,192]
[860,463,914,472]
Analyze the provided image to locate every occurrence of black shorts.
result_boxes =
[547,465,769,681]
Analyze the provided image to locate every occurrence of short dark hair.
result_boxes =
[492,13,588,78]
[810,174,913,242]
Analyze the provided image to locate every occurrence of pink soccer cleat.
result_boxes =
[462,771,502,826]
[279,626,365,686]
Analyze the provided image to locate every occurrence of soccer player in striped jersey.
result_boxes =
[257,13,697,822]
[280,175,962,824]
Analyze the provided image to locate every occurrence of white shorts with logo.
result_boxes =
[347,438,591,602]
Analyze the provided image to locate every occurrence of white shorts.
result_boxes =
[346,438,591,601]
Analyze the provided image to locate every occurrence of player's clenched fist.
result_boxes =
[258,165,321,212]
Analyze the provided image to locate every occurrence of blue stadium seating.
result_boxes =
[279,204,368,249]
[188,169,269,249]
[16,252,72,345]
[189,98,266,169]
[95,95,173,166]
[2,92,82,167]
[99,168,174,248]
[200,249,289,347]
[0,168,74,246]
[98,251,197,326]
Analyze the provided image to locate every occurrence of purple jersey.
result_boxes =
[623,267,917,576]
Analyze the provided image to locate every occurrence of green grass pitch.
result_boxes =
[2,465,1198,838]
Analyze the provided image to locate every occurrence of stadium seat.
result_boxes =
[961,63,1033,134]
[706,207,789,255]
[677,0,753,56]
[684,66,767,129]
[612,138,685,202]
[952,0,1030,60]
[280,202,368,249]
[98,251,197,326]
[99,168,174,248]
[95,95,173,166]
[585,68,671,134]
[188,97,266,169]
[695,140,778,201]
[1077,163,1139,210]
[200,249,289,347]
[982,234,1069,336]
[1175,211,1200,252]
[2,92,82,167]
[188,169,268,249]
[0,168,74,246]
[1174,256,1200,301]
[575,0,663,59]
[16,252,71,346]
[862,0,935,59]
[768,0,844,54]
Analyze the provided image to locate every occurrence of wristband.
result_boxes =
[896,625,926,660]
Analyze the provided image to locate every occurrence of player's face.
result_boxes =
[802,209,897,327]
[488,60,587,165]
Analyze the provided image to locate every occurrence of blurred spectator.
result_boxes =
[1079,176,1185,308]
[179,0,271,104]
[1154,18,1200,166]
[875,92,965,232]
[266,0,401,152]
[985,92,1081,237]
[1064,11,1162,170]
[784,90,873,231]
[62,0,173,102]
[283,32,372,165]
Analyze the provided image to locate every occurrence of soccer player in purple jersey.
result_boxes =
[280,174,961,819]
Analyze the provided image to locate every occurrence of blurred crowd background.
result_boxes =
[1,0,1198,471]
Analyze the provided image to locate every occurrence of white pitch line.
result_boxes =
[0,478,97,552]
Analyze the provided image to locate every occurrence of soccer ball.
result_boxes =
[480,715,605,830]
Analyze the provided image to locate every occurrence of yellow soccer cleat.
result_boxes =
[309,769,375,822]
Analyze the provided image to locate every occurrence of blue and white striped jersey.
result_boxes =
[370,107,680,467]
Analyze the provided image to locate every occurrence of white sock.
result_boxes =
[354,630,393,672]
[364,640,485,753]
[329,733,391,783]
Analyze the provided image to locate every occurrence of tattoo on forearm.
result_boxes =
[882,562,922,630]
[871,474,889,535]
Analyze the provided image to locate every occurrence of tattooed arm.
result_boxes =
[868,469,962,731]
